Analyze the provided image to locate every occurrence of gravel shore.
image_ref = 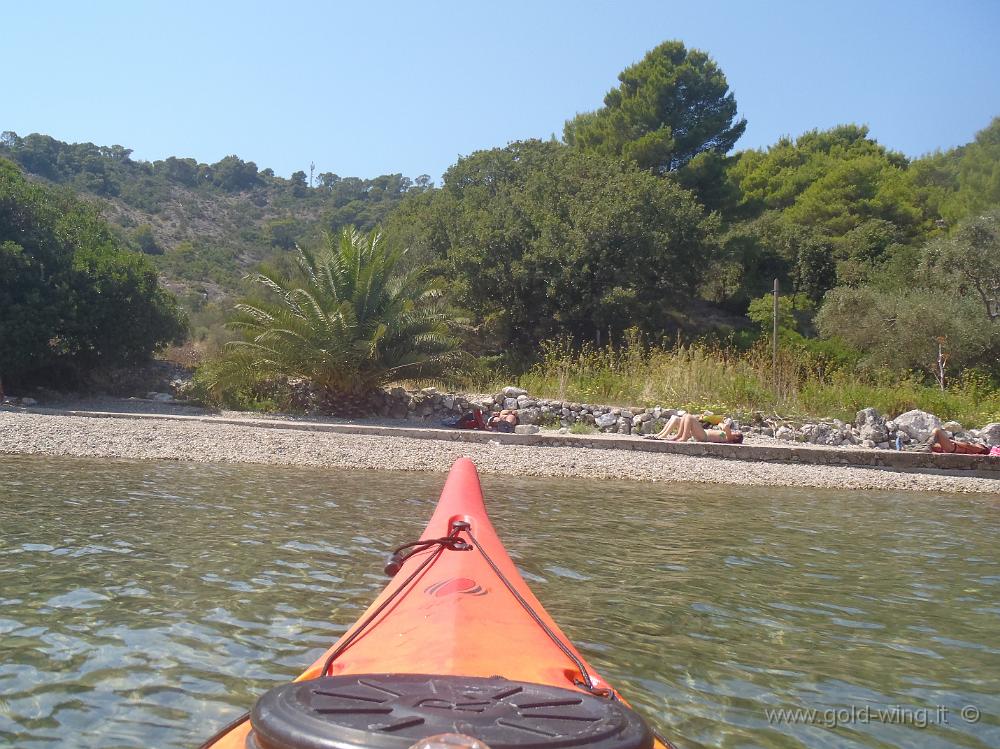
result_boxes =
[2,402,999,494]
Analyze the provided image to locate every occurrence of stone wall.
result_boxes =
[354,386,1000,449]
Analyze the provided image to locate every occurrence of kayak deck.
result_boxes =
[202,458,667,749]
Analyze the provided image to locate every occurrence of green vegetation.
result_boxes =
[0,131,430,300]
[4,39,1000,424]
[201,227,459,413]
[388,140,718,352]
[515,335,1000,427]
[0,158,186,390]
[563,40,746,173]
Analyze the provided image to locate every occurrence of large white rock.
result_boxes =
[894,410,942,442]
[514,424,539,435]
[502,386,528,397]
[979,422,1000,446]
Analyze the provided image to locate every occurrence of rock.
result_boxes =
[942,420,963,434]
[856,407,888,444]
[20,397,38,406]
[641,419,665,435]
[518,407,541,425]
[594,413,618,430]
[149,392,174,403]
[442,395,455,410]
[516,395,531,409]
[420,387,438,395]
[877,441,891,449]
[616,417,631,434]
[862,439,876,448]
[895,410,941,442]
[502,386,528,397]
[503,397,518,410]
[761,427,774,437]
[979,423,1000,446]
[514,424,540,435]
[800,422,831,444]
[775,426,796,441]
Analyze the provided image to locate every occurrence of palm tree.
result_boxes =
[213,227,459,414]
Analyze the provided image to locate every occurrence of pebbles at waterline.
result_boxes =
[1,410,998,494]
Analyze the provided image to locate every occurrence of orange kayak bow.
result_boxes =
[201,457,670,749]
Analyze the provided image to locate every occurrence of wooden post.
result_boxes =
[772,279,779,378]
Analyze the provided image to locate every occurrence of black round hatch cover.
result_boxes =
[246,674,653,749]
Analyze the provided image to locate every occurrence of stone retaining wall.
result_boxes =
[350,386,1000,450]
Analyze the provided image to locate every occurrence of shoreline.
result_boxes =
[2,402,1000,494]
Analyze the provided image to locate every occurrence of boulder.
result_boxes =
[894,409,942,442]
[594,412,618,430]
[641,419,665,435]
[979,423,1000,446]
[800,422,831,444]
[855,407,888,444]
[775,426,796,441]
[518,407,541,425]
[942,420,963,434]
[616,417,631,434]
[514,424,540,435]
[502,386,528,397]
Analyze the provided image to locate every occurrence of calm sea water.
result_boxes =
[0,455,997,749]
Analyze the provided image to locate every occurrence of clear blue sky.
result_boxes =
[4,1,999,182]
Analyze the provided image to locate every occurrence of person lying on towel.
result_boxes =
[927,427,989,455]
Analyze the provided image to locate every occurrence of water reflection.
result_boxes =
[1,455,997,748]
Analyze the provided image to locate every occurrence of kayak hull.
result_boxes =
[203,458,665,749]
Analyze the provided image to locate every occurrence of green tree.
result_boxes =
[564,40,746,173]
[816,285,996,375]
[210,155,261,191]
[0,158,186,389]
[940,117,1000,221]
[212,227,458,410]
[133,224,161,254]
[923,209,1000,321]
[393,140,719,349]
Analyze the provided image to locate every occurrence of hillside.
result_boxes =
[0,131,430,310]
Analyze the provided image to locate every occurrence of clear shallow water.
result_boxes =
[0,455,998,749]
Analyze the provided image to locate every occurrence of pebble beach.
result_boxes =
[2,401,1000,495]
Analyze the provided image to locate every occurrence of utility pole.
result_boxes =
[309,161,315,188]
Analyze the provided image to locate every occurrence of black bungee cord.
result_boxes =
[199,520,678,749]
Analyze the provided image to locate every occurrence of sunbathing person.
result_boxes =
[487,409,519,433]
[651,413,743,443]
[927,427,989,455]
